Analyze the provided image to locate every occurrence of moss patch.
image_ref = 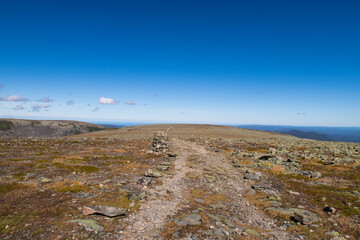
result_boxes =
[53,163,99,173]
[0,182,26,194]
[12,172,25,181]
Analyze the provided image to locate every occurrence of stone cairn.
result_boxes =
[152,131,169,153]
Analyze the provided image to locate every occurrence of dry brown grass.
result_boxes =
[53,180,90,193]
[269,165,286,174]
[244,192,270,209]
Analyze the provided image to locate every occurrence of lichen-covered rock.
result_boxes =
[128,191,147,201]
[70,219,104,232]
[157,165,170,171]
[39,177,51,183]
[144,169,162,178]
[267,195,281,201]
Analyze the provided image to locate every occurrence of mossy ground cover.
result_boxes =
[0,137,166,239]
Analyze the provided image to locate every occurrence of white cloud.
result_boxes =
[99,96,117,105]
[38,96,53,102]
[125,100,136,105]
[14,105,25,110]
[66,100,74,105]
[92,107,99,112]
[0,94,28,102]
[32,104,51,112]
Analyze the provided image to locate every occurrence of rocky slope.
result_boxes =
[0,124,359,239]
[0,119,106,137]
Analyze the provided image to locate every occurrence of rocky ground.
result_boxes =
[0,125,359,239]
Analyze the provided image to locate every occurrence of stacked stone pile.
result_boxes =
[152,131,169,153]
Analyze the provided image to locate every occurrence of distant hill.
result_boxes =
[0,119,107,137]
[281,130,329,141]
[72,124,297,140]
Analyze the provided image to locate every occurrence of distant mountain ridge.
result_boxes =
[280,130,330,141]
[0,119,107,137]
[235,125,360,143]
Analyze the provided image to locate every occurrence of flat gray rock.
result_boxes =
[266,207,321,224]
[83,205,126,217]
[175,213,202,226]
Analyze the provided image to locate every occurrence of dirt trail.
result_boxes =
[121,138,199,239]
[122,138,295,239]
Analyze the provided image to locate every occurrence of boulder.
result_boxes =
[293,210,321,225]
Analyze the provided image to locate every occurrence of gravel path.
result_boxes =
[121,138,198,239]
[121,138,296,239]
[187,140,297,239]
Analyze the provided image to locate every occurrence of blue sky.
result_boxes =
[0,0,359,126]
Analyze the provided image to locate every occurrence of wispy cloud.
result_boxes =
[14,105,25,110]
[92,107,99,112]
[38,96,53,102]
[66,100,74,105]
[32,104,50,112]
[297,112,307,115]
[125,100,136,105]
[99,96,117,105]
[0,94,28,102]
